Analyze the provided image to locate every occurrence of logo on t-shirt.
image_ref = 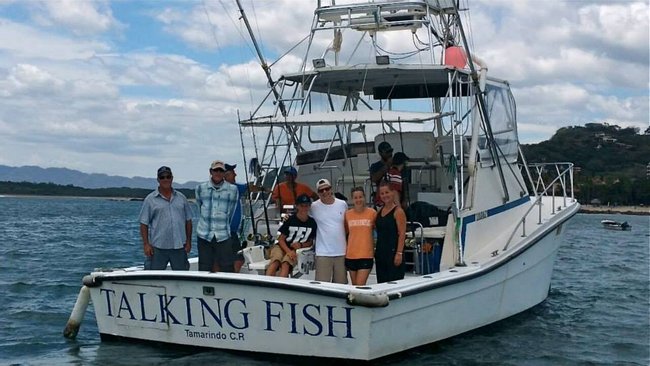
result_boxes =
[286,226,313,243]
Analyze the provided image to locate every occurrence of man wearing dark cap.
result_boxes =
[369,141,393,205]
[139,166,193,270]
[271,166,317,209]
[266,194,317,278]
[224,163,249,272]
[195,160,240,272]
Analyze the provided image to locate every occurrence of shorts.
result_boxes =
[268,245,297,267]
[197,236,235,272]
[315,256,347,284]
[345,258,374,271]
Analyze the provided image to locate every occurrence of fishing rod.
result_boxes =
[237,111,271,241]
[237,110,258,242]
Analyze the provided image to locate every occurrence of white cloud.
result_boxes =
[0,18,111,61]
[0,0,647,183]
[30,0,122,35]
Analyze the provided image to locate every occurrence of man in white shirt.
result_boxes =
[310,178,348,284]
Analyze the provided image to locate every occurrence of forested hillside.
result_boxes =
[522,123,650,205]
[0,181,195,200]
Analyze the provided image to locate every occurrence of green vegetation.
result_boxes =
[522,123,650,205]
[1,123,648,205]
[0,181,195,199]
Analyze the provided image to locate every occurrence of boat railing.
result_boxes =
[502,162,575,251]
[314,1,456,31]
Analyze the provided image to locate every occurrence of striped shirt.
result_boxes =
[195,180,239,242]
[385,167,403,192]
[139,189,193,250]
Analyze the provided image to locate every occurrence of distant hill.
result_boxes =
[0,165,200,189]
[522,123,649,179]
[522,123,650,205]
[0,181,194,199]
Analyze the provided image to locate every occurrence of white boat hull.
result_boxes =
[85,205,577,360]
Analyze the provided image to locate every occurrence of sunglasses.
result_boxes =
[318,187,331,193]
[211,168,225,173]
[159,175,172,180]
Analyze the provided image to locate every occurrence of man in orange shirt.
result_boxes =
[272,167,317,208]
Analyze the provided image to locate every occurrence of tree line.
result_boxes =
[0,181,195,200]
[522,123,650,205]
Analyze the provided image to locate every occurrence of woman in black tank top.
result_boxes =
[374,182,407,283]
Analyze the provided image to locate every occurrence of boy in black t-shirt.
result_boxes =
[266,194,317,277]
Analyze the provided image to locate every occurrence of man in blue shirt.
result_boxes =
[195,160,239,272]
[224,163,248,272]
[139,166,193,270]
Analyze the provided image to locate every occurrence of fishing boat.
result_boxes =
[601,219,631,231]
[64,0,580,360]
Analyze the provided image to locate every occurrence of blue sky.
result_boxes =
[0,0,648,183]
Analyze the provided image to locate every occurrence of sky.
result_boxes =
[0,0,648,183]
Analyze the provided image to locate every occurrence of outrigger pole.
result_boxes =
[452,3,510,204]
[234,0,287,118]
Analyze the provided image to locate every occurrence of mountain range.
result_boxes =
[0,165,200,189]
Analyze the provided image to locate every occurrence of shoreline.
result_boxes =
[2,194,649,215]
[579,205,649,216]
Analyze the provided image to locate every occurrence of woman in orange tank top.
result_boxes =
[344,187,377,285]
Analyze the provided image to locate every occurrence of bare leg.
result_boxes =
[266,261,280,276]
[279,262,293,277]
[211,262,220,273]
[349,270,358,285]
[234,260,244,273]
[356,269,371,286]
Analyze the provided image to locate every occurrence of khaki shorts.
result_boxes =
[269,245,297,267]
[315,256,347,284]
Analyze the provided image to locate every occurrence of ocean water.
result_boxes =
[0,196,648,365]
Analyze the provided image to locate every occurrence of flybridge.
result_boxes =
[316,0,460,33]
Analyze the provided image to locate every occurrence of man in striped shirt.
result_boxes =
[385,152,409,207]
[195,160,240,272]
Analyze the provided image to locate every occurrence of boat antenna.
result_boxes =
[235,0,287,117]
[452,3,509,203]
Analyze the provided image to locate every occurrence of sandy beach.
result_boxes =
[579,204,649,216]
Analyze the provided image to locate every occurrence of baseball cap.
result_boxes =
[295,194,312,205]
[378,141,393,154]
[157,166,172,177]
[210,160,225,171]
[225,163,237,172]
[284,166,298,176]
[316,178,331,191]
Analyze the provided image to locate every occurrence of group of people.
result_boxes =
[265,174,406,285]
[138,160,249,273]
[138,140,409,285]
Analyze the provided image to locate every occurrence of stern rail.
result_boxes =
[503,162,576,251]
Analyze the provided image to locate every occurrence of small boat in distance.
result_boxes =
[601,219,631,231]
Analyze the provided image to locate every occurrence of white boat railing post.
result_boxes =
[569,164,575,202]
[552,184,556,215]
